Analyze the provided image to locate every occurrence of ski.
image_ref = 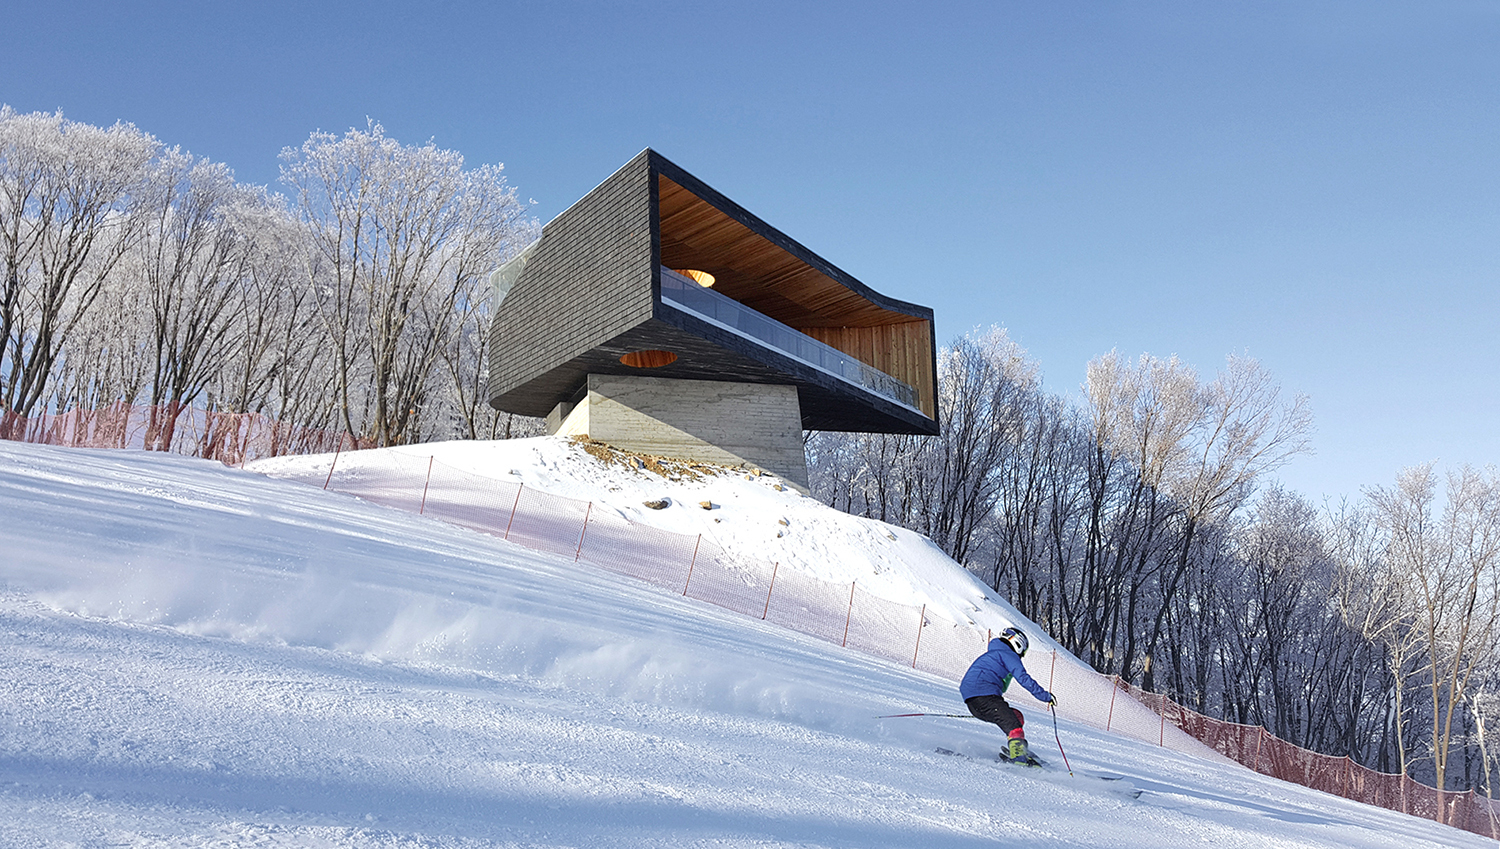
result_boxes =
[933,747,1143,800]
[998,750,1046,768]
[936,746,1044,768]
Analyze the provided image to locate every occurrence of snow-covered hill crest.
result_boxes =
[252,436,1010,625]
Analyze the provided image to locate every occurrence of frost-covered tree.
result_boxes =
[1124,354,1313,692]
[1082,351,1201,683]
[808,328,1042,565]
[1329,498,1426,776]
[135,150,259,446]
[1220,487,1335,736]
[1368,464,1500,796]
[210,190,315,419]
[279,121,535,446]
[0,107,157,429]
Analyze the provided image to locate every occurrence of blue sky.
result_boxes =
[5,1,1496,503]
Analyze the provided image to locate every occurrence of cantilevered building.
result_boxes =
[486,149,938,490]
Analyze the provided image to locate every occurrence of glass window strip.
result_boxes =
[659,268,920,411]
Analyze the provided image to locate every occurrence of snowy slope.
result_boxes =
[247,437,1229,762]
[0,439,1488,847]
[251,436,1002,623]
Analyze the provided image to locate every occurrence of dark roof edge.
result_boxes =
[645,149,934,323]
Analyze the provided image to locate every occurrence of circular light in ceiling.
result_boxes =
[677,269,716,287]
[619,349,678,368]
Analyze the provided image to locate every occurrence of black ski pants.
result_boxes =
[965,695,1026,737]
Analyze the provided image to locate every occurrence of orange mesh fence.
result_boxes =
[578,507,699,592]
[1,402,353,463]
[1177,710,1263,767]
[763,569,853,646]
[683,547,775,619]
[421,461,525,536]
[1109,678,1499,837]
[5,407,1497,840]
[913,612,990,681]
[305,451,1264,769]
[330,450,430,513]
[502,485,591,560]
[844,586,924,667]
[339,448,1500,839]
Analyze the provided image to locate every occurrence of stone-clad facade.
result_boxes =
[486,151,657,415]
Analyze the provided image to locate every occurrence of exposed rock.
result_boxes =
[569,436,722,483]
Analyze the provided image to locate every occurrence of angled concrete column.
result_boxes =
[550,374,808,491]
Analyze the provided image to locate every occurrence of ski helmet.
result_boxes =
[1000,627,1029,657]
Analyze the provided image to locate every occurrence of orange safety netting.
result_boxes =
[1110,679,1498,836]
[0,402,357,462]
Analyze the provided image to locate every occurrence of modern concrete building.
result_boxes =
[486,149,939,490]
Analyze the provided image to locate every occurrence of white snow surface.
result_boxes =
[0,438,1488,848]
[253,437,998,623]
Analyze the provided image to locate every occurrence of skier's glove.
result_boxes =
[1046,693,1058,708]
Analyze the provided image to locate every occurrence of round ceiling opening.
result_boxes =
[676,269,716,288]
[619,349,678,368]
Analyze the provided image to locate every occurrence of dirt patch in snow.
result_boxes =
[569,436,756,485]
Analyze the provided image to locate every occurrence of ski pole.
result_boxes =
[876,712,979,719]
[1049,704,1073,776]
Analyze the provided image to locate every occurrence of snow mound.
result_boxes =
[254,436,1011,627]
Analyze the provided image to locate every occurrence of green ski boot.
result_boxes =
[1001,737,1044,767]
[1007,737,1029,761]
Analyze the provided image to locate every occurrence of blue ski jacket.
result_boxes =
[959,637,1054,703]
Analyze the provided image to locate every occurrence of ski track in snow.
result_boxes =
[0,440,1489,847]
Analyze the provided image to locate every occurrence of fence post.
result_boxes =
[504,484,523,539]
[1487,788,1498,841]
[238,414,251,468]
[323,433,346,490]
[1252,727,1265,774]
[575,502,593,562]
[419,456,434,514]
[1047,649,1057,691]
[1160,698,1167,747]
[1106,676,1119,732]
[911,604,926,668]
[1489,789,1499,841]
[842,582,856,647]
[762,562,779,619]
[682,535,701,595]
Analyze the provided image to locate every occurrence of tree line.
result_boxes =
[808,329,1500,796]
[0,106,541,445]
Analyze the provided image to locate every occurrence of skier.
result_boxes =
[959,626,1057,765]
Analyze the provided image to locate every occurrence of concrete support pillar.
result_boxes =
[549,374,809,491]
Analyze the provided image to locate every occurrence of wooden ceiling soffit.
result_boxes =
[656,172,922,330]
